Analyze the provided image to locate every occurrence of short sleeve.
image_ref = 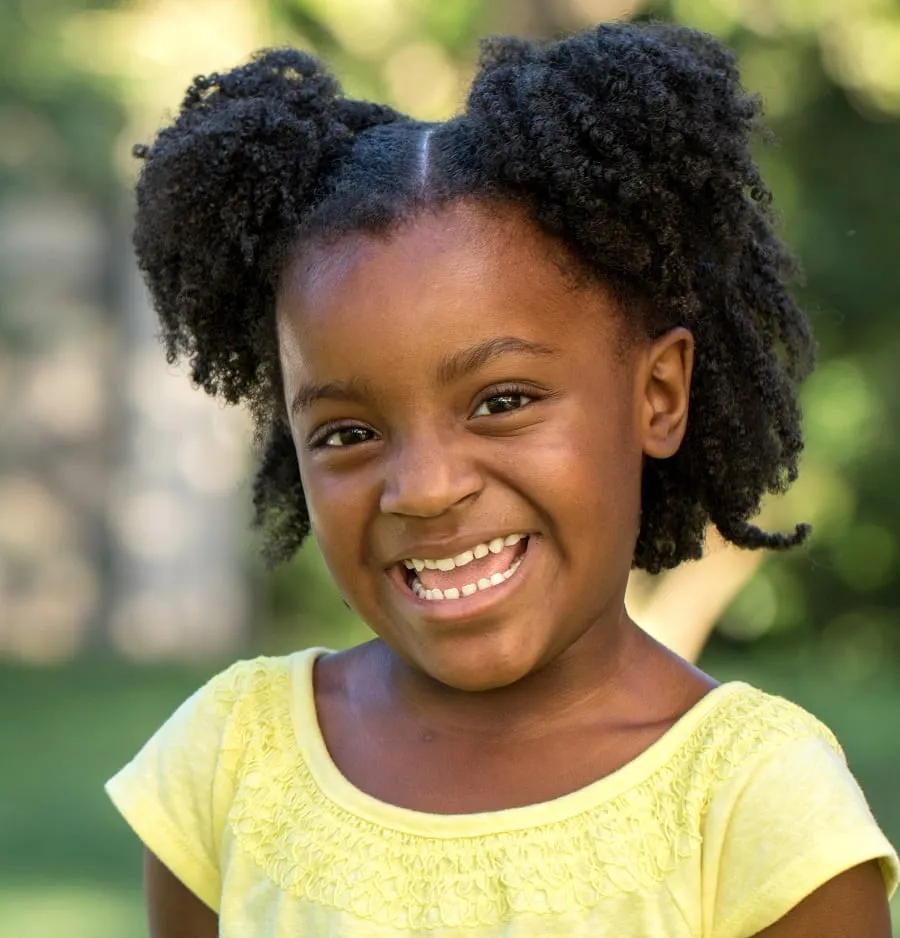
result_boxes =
[105,659,256,911]
[703,732,899,938]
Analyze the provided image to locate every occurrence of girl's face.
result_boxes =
[277,201,691,692]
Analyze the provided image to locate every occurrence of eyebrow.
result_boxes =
[290,378,375,415]
[436,336,560,386]
[290,336,558,416]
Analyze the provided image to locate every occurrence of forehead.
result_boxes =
[275,200,620,366]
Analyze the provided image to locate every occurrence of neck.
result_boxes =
[373,605,646,744]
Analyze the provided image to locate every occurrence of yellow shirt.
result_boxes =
[106,647,898,937]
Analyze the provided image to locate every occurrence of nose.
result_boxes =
[379,430,483,518]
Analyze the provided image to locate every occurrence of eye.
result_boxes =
[472,391,534,417]
[311,425,377,449]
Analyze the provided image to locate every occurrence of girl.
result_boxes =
[107,21,898,938]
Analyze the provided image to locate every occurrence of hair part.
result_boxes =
[132,23,814,574]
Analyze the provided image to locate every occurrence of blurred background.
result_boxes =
[1,0,898,934]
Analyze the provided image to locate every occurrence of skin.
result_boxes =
[145,200,892,936]
[144,850,217,938]
[279,200,714,814]
[278,201,696,701]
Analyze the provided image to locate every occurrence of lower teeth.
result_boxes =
[412,556,523,602]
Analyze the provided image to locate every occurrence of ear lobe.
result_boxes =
[642,327,693,460]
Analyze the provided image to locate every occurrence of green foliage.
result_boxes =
[0,0,126,202]
[259,538,373,654]
[415,0,488,52]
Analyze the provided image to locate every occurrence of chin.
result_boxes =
[421,646,540,693]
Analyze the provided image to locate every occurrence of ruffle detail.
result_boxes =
[220,659,842,930]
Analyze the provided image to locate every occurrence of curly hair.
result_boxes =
[132,21,814,574]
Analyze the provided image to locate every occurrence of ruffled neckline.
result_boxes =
[289,646,751,838]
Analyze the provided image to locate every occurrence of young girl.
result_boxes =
[107,21,898,938]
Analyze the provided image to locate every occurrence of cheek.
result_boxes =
[531,396,642,498]
[297,457,376,574]
[524,398,644,564]
[303,486,364,602]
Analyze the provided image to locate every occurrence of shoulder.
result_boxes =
[186,646,326,731]
[689,685,899,938]
[107,647,324,802]
[631,682,847,844]
[198,653,295,718]
[650,681,844,804]
[687,683,868,844]
[691,681,844,771]
[104,647,329,912]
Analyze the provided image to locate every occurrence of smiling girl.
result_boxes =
[106,21,898,938]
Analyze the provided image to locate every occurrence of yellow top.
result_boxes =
[106,647,898,937]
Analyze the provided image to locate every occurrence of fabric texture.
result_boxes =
[106,647,898,937]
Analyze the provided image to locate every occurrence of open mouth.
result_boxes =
[401,535,530,602]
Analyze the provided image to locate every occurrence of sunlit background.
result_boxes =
[1,0,899,934]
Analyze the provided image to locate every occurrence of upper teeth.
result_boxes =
[402,533,524,571]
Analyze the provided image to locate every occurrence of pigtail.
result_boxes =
[466,25,814,571]
[467,25,761,298]
[132,49,405,564]
[133,49,402,409]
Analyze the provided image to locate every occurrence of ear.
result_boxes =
[639,327,693,459]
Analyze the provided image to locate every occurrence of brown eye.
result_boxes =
[320,426,375,448]
[473,393,532,417]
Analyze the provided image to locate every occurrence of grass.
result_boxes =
[0,658,217,938]
[0,645,896,936]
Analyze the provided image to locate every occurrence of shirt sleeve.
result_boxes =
[105,659,255,911]
[703,731,899,938]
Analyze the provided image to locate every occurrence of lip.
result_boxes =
[387,536,535,622]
